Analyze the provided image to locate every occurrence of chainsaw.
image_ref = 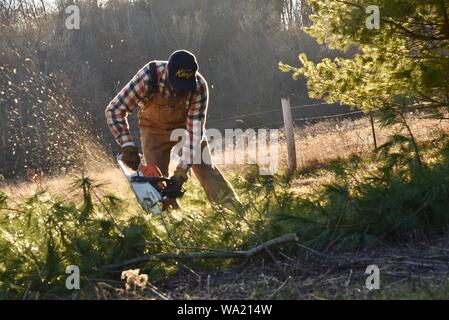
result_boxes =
[117,155,185,215]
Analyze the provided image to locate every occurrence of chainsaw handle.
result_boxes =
[130,176,185,199]
[117,153,144,170]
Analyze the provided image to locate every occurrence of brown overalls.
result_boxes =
[138,90,241,208]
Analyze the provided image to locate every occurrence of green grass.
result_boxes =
[270,135,449,251]
[0,168,278,299]
[2,136,449,299]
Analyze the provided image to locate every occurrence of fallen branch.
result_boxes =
[101,233,298,271]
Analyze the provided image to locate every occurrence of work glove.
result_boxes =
[171,167,188,187]
[122,145,140,171]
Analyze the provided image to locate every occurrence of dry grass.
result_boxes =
[293,115,449,172]
[213,114,449,196]
[2,147,180,203]
[3,115,449,202]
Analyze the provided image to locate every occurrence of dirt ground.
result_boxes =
[93,231,449,300]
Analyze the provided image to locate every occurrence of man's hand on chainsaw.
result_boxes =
[171,167,188,187]
[122,145,140,170]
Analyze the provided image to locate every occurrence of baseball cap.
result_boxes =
[167,50,198,93]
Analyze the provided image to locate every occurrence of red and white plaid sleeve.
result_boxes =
[180,74,208,168]
[105,63,152,146]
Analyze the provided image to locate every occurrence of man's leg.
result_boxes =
[140,130,172,175]
[140,127,179,210]
[191,140,242,209]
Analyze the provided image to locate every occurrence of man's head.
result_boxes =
[167,50,198,93]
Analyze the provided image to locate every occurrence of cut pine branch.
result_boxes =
[101,233,299,271]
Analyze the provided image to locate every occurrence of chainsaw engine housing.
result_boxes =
[117,156,184,215]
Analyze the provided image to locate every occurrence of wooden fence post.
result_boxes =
[281,98,297,172]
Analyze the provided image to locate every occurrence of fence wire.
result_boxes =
[207,100,443,128]
[207,102,330,124]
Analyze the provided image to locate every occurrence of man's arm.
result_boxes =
[105,63,152,146]
[179,74,209,169]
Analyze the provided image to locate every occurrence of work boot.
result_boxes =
[220,197,244,213]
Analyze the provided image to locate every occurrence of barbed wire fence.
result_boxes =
[208,105,367,129]
[207,98,449,170]
[207,101,441,129]
[206,98,444,171]
[206,99,372,171]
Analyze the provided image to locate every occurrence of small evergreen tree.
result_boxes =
[280,0,449,129]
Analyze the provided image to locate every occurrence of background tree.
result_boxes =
[280,0,449,168]
[281,0,449,123]
[1,0,340,178]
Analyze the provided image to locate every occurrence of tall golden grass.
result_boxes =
[3,115,449,202]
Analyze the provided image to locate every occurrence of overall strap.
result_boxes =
[148,62,159,92]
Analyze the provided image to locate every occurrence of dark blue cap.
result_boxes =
[168,50,198,93]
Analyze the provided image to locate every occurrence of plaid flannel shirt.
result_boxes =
[105,61,208,168]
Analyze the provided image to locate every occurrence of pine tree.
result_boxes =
[280,0,449,119]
